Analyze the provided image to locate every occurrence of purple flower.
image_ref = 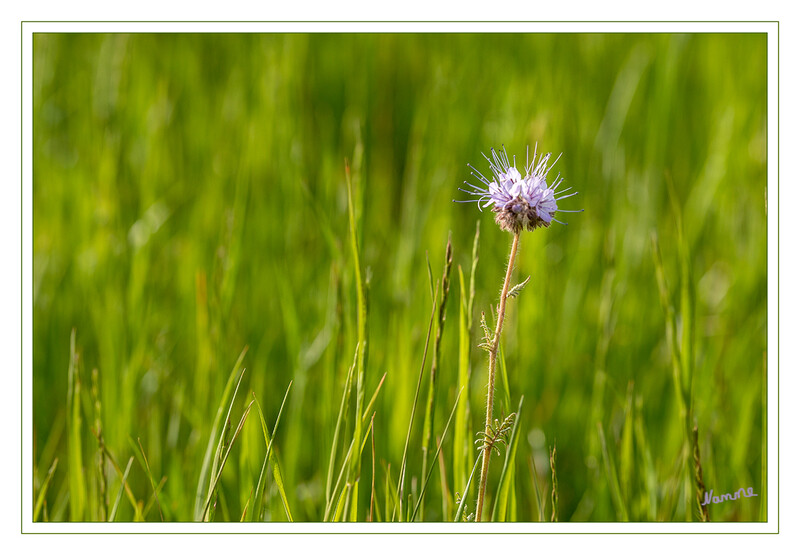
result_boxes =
[458,145,582,233]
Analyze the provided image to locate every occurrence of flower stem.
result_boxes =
[475,230,521,522]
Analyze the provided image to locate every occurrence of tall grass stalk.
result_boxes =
[33,458,58,522]
[454,222,480,493]
[66,329,85,521]
[193,347,248,520]
[527,455,546,522]
[454,456,482,522]
[652,221,704,521]
[325,347,357,510]
[550,443,559,522]
[323,370,386,521]
[251,382,293,522]
[107,457,133,522]
[90,367,107,522]
[635,396,658,521]
[369,414,376,522]
[201,397,256,521]
[475,230,521,522]
[136,437,164,521]
[436,438,449,518]
[411,387,462,521]
[345,160,368,521]
[97,444,141,520]
[692,425,709,521]
[597,423,628,521]
[394,282,438,522]
[420,234,453,520]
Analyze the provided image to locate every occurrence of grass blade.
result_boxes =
[497,342,511,416]
[66,329,86,521]
[620,382,635,507]
[454,222,479,498]
[528,455,545,522]
[142,476,167,520]
[267,450,292,521]
[136,437,164,521]
[597,422,628,521]
[454,267,471,493]
[193,347,248,520]
[384,462,398,522]
[108,457,134,522]
[393,282,438,521]
[420,234,453,520]
[251,381,293,522]
[324,417,375,521]
[369,414,376,522]
[322,358,384,521]
[325,346,358,507]
[634,396,658,521]
[420,243,452,519]
[361,372,386,428]
[436,437,450,519]
[240,494,252,522]
[651,234,684,403]
[333,483,350,522]
[550,443,559,522]
[97,443,141,521]
[345,159,368,522]
[201,398,256,521]
[491,395,524,522]
[411,387,463,522]
[454,455,482,522]
[33,458,58,522]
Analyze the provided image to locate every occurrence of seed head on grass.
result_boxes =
[550,443,559,522]
[457,145,582,233]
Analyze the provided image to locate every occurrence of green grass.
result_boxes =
[31,32,767,522]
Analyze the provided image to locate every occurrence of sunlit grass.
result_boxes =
[32,32,767,522]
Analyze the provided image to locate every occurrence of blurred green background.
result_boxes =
[32,33,767,522]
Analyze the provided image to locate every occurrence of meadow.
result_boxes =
[31,32,767,522]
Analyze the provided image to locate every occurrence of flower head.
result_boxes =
[458,145,582,233]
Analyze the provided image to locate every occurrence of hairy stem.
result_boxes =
[475,230,521,522]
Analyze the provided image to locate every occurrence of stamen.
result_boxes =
[544,152,563,178]
[463,179,488,191]
[491,148,505,172]
[555,191,578,201]
[468,172,492,187]
[482,151,502,179]
[467,164,492,184]
[534,153,550,175]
